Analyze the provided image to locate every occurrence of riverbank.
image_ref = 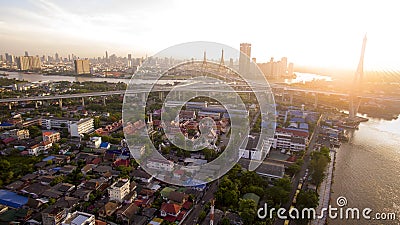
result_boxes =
[312,148,336,225]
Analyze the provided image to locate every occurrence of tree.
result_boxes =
[265,178,292,206]
[296,190,319,209]
[273,177,291,192]
[202,148,217,161]
[227,164,242,180]
[28,125,42,138]
[220,217,231,225]
[266,186,290,206]
[60,138,68,144]
[242,185,265,198]
[49,198,56,205]
[117,166,132,177]
[198,210,207,222]
[52,143,60,152]
[239,198,257,224]
[309,148,330,188]
[286,163,301,177]
[215,177,240,209]
[295,190,319,225]
[94,117,101,129]
[50,176,64,186]
[0,160,10,171]
[240,170,266,189]
[161,146,171,155]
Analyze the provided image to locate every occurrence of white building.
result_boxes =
[240,136,272,160]
[69,118,94,137]
[41,117,94,137]
[61,211,95,225]
[28,144,40,156]
[28,141,53,156]
[87,136,102,148]
[41,117,78,130]
[108,179,130,202]
[271,128,308,152]
[147,158,174,172]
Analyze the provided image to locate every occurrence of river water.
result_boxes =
[5,72,131,84]
[329,117,400,224]
[4,71,331,85]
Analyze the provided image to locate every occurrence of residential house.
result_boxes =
[108,179,130,203]
[132,169,153,183]
[9,129,30,140]
[146,158,173,172]
[72,188,93,202]
[87,136,102,149]
[99,202,120,218]
[81,164,94,175]
[22,183,49,198]
[61,211,95,225]
[59,165,76,174]
[42,206,68,225]
[179,110,196,121]
[116,203,139,225]
[160,203,181,217]
[42,131,60,144]
[167,191,187,205]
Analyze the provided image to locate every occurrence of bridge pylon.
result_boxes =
[349,34,367,119]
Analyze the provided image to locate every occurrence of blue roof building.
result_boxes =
[299,123,309,131]
[42,156,56,162]
[0,190,28,208]
[100,142,110,149]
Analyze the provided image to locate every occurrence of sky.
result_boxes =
[1,0,400,71]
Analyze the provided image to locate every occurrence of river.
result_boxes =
[3,71,331,85]
[5,72,131,84]
[329,117,400,224]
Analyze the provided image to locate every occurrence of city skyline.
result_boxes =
[1,1,400,71]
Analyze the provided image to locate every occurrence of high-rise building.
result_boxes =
[17,56,41,71]
[24,51,29,57]
[280,57,288,76]
[229,58,234,68]
[288,62,294,76]
[239,43,251,75]
[55,53,59,62]
[128,54,132,68]
[74,59,90,75]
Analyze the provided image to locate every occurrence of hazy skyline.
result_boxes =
[1,0,400,71]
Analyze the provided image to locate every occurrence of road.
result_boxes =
[181,180,219,225]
